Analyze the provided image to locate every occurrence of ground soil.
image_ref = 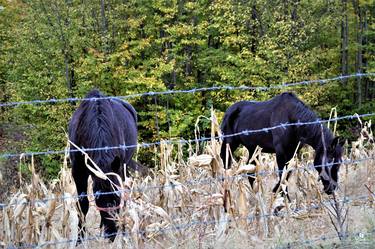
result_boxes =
[0,124,24,202]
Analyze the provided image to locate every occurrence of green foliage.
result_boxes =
[0,0,374,177]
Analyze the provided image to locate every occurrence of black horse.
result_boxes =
[220,92,343,195]
[69,89,138,241]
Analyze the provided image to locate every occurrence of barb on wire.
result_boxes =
[0,155,373,209]
[0,112,374,159]
[8,193,373,249]
[0,73,374,108]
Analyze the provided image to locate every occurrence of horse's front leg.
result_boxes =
[272,153,292,200]
[72,166,89,243]
[98,209,118,241]
[93,184,120,242]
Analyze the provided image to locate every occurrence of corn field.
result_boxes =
[1,112,374,249]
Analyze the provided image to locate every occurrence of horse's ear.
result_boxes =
[111,156,121,172]
[331,136,343,150]
[339,137,345,147]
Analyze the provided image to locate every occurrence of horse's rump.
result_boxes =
[69,89,137,175]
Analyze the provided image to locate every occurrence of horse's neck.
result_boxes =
[304,125,333,152]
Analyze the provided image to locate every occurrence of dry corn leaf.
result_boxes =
[238,184,248,217]
[69,140,108,180]
[215,213,229,243]
[128,208,140,247]
[188,154,213,167]
[235,164,256,175]
[151,205,172,223]
[206,194,224,206]
[13,195,28,219]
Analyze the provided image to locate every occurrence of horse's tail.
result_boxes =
[220,103,242,170]
[221,104,241,136]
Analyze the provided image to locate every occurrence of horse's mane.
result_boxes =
[76,90,120,172]
[283,92,333,147]
[287,93,318,122]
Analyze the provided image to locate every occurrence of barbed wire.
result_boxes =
[7,193,373,249]
[0,155,373,209]
[0,112,373,159]
[0,73,374,108]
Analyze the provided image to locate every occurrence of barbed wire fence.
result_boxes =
[0,112,373,159]
[7,193,375,249]
[0,72,373,159]
[1,73,375,248]
[0,73,374,108]
[0,155,373,209]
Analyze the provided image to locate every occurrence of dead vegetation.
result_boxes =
[0,112,374,249]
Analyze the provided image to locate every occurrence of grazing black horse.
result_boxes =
[220,92,343,195]
[69,90,138,241]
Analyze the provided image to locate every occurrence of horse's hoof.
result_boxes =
[109,235,116,242]
[103,228,118,242]
[273,205,285,216]
[76,237,83,246]
[104,232,117,242]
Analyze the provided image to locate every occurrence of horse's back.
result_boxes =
[82,89,137,122]
[221,98,278,129]
[220,92,305,151]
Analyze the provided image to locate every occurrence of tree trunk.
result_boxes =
[340,0,349,85]
[362,8,370,101]
[370,10,375,100]
[100,0,109,54]
[353,0,363,107]
[250,4,259,53]
[48,1,75,98]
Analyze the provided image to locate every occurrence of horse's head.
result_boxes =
[316,137,344,195]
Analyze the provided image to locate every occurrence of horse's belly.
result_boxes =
[261,147,276,153]
[251,142,275,153]
[241,134,275,153]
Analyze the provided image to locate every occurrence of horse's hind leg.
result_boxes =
[72,158,89,243]
[220,139,240,169]
[244,145,257,189]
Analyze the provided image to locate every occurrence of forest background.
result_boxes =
[0,0,374,178]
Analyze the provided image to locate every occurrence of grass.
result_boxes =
[0,111,374,249]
